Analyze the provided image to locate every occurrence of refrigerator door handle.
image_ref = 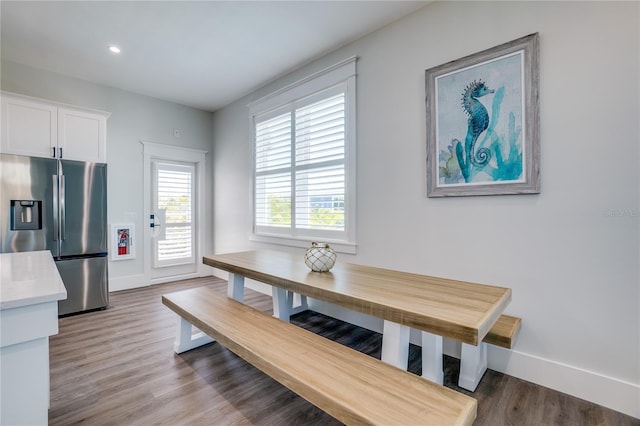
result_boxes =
[60,174,66,240]
[52,174,59,241]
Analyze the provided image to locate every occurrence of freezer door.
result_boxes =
[0,154,58,254]
[59,160,108,256]
[56,255,109,315]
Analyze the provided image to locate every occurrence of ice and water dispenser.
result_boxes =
[10,200,43,230]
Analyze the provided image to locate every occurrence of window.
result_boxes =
[250,57,356,253]
[152,160,196,267]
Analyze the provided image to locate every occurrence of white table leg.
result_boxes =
[227,272,245,302]
[272,289,308,322]
[290,293,309,315]
[381,320,409,370]
[272,287,292,323]
[421,331,444,384]
[173,316,215,354]
[458,342,488,391]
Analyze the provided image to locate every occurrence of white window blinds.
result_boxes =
[255,90,346,235]
[294,93,345,231]
[251,57,356,251]
[154,161,195,266]
[255,113,292,228]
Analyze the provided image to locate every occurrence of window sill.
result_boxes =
[250,233,357,255]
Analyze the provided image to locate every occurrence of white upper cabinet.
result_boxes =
[58,108,107,163]
[1,92,109,163]
[1,95,58,158]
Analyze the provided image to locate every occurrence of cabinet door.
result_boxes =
[1,95,58,158]
[58,108,107,163]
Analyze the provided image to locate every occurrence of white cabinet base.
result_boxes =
[0,337,50,425]
[0,251,67,426]
[0,300,60,426]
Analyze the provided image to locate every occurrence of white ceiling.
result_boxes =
[1,1,428,112]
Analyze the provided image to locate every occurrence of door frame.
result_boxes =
[141,140,207,285]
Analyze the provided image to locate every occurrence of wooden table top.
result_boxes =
[203,250,512,346]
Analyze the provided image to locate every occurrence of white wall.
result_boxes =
[212,1,639,418]
[1,60,215,290]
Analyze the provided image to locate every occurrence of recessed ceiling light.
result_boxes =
[108,45,121,54]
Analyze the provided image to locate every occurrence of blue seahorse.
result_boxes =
[453,80,494,181]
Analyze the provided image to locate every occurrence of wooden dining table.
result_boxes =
[203,250,512,389]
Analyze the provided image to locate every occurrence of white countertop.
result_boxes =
[0,250,67,310]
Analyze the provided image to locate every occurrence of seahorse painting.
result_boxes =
[452,80,494,182]
[432,42,530,190]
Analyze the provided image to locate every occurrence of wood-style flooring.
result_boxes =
[49,276,639,425]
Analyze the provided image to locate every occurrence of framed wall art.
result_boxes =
[426,33,540,197]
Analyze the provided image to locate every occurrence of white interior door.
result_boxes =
[150,159,197,279]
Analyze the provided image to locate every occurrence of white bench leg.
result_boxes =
[173,316,215,354]
[227,272,245,302]
[381,320,409,370]
[421,331,444,384]
[458,342,488,391]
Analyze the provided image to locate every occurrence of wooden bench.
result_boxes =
[459,314,521,391]
[484,315,521,349]
[162,287,477,426]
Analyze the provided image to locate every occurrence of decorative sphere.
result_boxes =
[304,242,337,272]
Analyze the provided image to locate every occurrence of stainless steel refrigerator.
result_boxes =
[0,153,109,315]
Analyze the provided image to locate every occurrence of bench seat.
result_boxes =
[483,315,521,349]
[163,286,477,426]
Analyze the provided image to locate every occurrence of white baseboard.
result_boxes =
[149,272,201,286]
[109,271,209,292]
[488,346,640,419]
[178,273,640,419]
[108,273,148,292]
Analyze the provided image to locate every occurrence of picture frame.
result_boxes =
[426,33,540,197]
[110,223,135,261]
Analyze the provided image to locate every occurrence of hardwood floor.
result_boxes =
[50,276,638,425]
